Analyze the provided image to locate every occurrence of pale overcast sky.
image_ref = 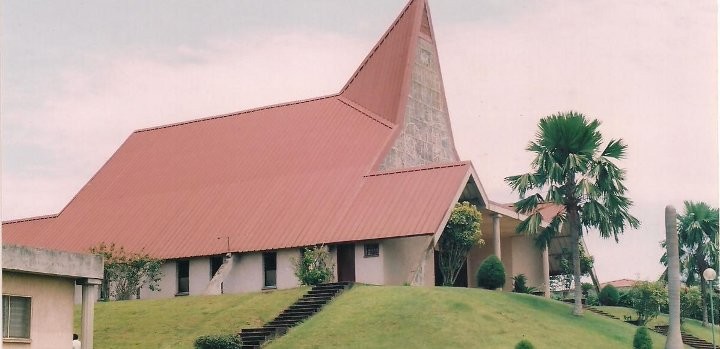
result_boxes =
[2,0,717,283]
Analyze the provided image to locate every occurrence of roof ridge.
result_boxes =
[364,160,469,178]
[134,93,340,133]
[336,96,394,129]
[2,214,58,225]
[339,0,416,93]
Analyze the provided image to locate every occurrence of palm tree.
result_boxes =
[506,111,639,316]
[661,201,719,326]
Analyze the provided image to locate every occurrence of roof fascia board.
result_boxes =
[431,166,473,246]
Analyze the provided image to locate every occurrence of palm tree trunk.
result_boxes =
[665,205,683,349]
[569,207,584,316]
[701,279,709,327]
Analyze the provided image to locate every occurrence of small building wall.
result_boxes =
[510,236,544,289]
[224,253,262,293]
[3,272,75,349]
[383,235,434,286]
[276,249,301,289]
[139,261,177,299]
[355,241,384,285]
[189,257,211,295]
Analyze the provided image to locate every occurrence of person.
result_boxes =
[72,333,81,349]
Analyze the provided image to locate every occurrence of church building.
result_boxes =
[4,0,565,299]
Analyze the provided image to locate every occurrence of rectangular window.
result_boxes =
[263,252,277,288]
[2,295,31,339]
[177,260,190,295]
[364,243,380,258]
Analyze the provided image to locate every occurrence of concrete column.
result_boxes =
[542,244,550,298]
[81,278,102,349]
[492,214,502,259]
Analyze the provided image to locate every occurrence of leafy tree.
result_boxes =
[598,284,619,306]
[632,327,652,349]
[437,202,484,286]
[505,112,639,315]
[476,255,506,290]
[552,247,594,291]
[628,281,668,326]
[292,245,334,286]
[90,242,163,301]
[660,201,719,326]
[581,282,594,297]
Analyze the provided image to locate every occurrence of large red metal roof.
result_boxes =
[3,0,482,259]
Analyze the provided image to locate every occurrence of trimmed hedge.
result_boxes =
[194,334,241,349]
[515,339,535,349]
[632,327,652,349]
[599,284,619,306]
[476,255,505,290]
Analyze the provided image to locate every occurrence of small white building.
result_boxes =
[2,244,103,349]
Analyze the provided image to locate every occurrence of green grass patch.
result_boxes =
[74,287,307,349]
[267,286,668,349]
[597,306,720,345]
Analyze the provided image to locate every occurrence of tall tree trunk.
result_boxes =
[701,278,709,327]
[665,205,683,349]
[568,207,584,316]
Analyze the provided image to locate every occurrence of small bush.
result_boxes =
[194,334,241,349]
[586,292,600,306]
[292,245,334,286]
[513,274,528,293]
[599,284,619,306]
[515,339,535,349]
[632,327,652,349]
[476,255,505,290]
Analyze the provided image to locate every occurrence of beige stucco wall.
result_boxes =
[139,261,177,299]
[276,249,301,289]
[189,257,211,295]
[510,236,544,289]
[3,272,75,349]
[224,253,262,293]
[384,236,434,286]
[355,242,384,285]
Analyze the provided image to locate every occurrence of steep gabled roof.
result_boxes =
[3,0,480,259]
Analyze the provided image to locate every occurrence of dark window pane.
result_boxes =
[364,243,380,258]
[177,260,190,294]
[263,252,277,287]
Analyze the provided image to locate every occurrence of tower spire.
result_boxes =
[341,0,460,171]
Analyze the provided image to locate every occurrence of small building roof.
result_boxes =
[600,279,640,289]
[2,244,103,280]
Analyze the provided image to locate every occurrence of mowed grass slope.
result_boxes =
[74,287,307,349]
[268,285,671,349]
[598,306,719,344]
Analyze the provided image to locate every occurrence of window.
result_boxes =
[364,243,380,258]
[263,252,277,288]
[177,260,190,295]
[2,295,31,339]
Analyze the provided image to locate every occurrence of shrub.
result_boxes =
[632,327,652,349]
[629,281,668,326]
[618,290,633,308]
[599,284,620,306]
[581,282,594,297]
[513,274,528,293]
[194,334,241,349]
[586,293,600,306]
[515,339,535,349]
[476,255,505,290]
[292,245,334,286]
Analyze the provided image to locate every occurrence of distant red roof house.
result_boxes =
[600,279,640,290]
[4,0,558,298]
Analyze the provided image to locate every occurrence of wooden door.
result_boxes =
[337,244,356,282]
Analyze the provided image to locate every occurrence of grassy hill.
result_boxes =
[79,285,696,348]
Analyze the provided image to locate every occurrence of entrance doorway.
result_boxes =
[337,244,356,282]
[434,250,468,287]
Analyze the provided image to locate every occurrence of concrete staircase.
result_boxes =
[584,307,717,349]
[203,253,234,296]
[653,325,717,349]
[238,282,352,349]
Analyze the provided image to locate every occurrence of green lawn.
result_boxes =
[597,305,720,344]
[268,285,670,349]
[74,287,307,349]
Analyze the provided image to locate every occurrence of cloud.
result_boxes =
[2,31,368,219]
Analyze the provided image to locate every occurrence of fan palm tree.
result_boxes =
[661,201,719,326]
[506,111,639,316]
